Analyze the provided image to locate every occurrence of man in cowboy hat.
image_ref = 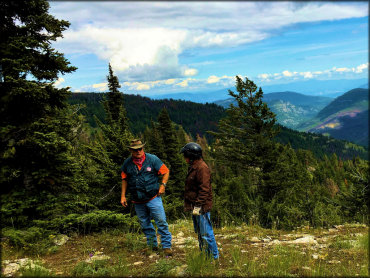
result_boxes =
[120,139,172,256]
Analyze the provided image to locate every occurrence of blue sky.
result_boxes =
[49,1,368,96]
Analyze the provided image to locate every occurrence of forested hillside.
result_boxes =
[299,88,369,146]
[69,93,224,138]
[68,92,368,160]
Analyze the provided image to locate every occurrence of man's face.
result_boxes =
[130,147,144,159]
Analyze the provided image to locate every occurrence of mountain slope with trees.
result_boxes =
[68,92,368,160]
[69,93,224,140]
[298,88,369,146]
[214,92,333,129]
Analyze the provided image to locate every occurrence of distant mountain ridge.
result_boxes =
[145,78,367,103]
[214,91,333,129]
[298,88,369,146]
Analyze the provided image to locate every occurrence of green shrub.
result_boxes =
[34,210,141,235]
[72,260,110,276]
[18,261,52,277]
[2,227,53,253]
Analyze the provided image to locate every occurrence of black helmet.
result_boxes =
[180,142,202,160]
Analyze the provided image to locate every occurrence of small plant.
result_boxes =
[148,258,179,277]
[357,234,369,250]
[19,261,52,277]
[72,260,110,276]
[230,246,242,268]
[328,238,353,249]
[110,256,131,277]
[47,245,59,254]
[186,249,216,276]
[122,233,147,251]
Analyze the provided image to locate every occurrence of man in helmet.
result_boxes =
[121,139,172,256]
[180,142,219,260]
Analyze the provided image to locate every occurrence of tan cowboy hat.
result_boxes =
[128,139,146,150]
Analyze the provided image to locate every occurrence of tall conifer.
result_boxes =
[0,0,90,226]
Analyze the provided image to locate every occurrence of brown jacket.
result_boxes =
[184,158,213,213]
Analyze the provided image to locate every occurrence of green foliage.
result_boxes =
[121,233,148,251]
[68,92,368,159]
[2,227,50,248]
[19,262,52,277]
[33,210,141,234]
[72,260,110,277]
[185,249,216,276]
[148,259,180,277]
[275,125,368,160]
[317,88,368,121]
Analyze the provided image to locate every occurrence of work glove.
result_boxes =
[192,206,201,216]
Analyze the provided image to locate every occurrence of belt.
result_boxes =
[131,194,158,204]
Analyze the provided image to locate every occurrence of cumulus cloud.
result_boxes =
[165,79,176,85]
[183,68,198,77]
[207,75,220,84]
[355,63,368,73]
[282,70,293,77]
[50,2,367,83]
[176,80,189,87]
[53,77,65,88]
[257,63,368,83]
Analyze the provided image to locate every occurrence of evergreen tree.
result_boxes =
[0,0,90,227]
[156,108,187,218]
[104,63,128,130]
[211,76,279,174]
[91,64,132,211]
[210,77,317,228]
[143,120,165,159]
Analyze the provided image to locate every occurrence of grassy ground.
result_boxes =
[1,220,368,277]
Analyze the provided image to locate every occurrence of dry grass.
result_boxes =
[1,221,368,277]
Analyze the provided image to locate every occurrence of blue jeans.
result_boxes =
[192,212,219,259]
[134,196,172,249]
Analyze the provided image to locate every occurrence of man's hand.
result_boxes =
[121,196,128,207]
[192,206,201,216]
[158,185,166,196]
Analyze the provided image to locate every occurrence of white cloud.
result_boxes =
[136,84,151,91]
[258,73,271,80]
[282,70,293,77]
[50,2,368,83]
[207,75,220,84]
[92,83,108,92]
[257,62,368,83]
[355,63,369,73]
[183,68,198,77]
[301,72,314,79]
[165,79,176,85]
[53,77,65,88]
[176,80,189,87]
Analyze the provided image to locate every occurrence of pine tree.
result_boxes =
[143,120,165,158]
[211,76,279,175]
[156,108,187,218]
[0,0,92,227]
[210,76,316,228]
[104,63,129,130]
[91,64,132,211]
